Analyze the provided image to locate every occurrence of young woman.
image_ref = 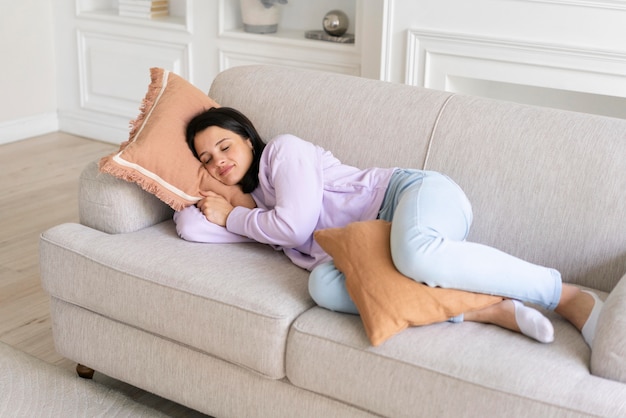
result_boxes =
[174,106,604,346]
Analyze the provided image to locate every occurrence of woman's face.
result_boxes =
[194,126,254,186]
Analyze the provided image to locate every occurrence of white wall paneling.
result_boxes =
[77,31,190,117]
[516,0,626,10]
[49,0,381,144]
[217,33,361,76]
[219,48,361,76]
[50,0,198,143]
[406,29,626,118]
[17,0,623,144]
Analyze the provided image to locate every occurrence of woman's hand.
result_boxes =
[201,184,256,209]
[231,192,256,209]
[196,191,235,227]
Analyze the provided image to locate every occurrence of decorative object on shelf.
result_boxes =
[305,9,354,44]
[323,10,349,36]
[118,0,169,19]
[240,0,288,34]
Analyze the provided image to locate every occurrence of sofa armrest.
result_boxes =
[79,160,174,234]
[591,271,626,383]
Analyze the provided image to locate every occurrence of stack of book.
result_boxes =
[118,0,169,19]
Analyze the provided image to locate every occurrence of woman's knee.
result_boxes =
[390,231,444,285]
[308,261,359,314]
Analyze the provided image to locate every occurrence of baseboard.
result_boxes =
[57,110,128,144]
[0,113,59,145]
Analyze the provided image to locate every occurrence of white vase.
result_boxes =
[240,0,281,34]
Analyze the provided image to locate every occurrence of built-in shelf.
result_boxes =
[59,0,368,143]
[219,0,356,32]
[77,9,187,30]
[76,0,189,30]
[220,28,357,52]
[217,0,360,75]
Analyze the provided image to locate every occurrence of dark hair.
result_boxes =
[186,107,265,193]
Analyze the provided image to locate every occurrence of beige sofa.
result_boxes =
[40,66,626,417]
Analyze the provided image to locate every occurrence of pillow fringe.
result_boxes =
[98,159,188,211]
[96,67,218,211]
[98,66,188,210]
[127,67,167,146]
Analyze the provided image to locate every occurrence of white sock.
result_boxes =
[581,291,603,348]
[512,300,554,343]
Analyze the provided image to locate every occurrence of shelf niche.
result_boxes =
[76,0,188,30]
[220,0,357,46]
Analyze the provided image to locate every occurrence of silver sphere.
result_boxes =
[323,10,349,37]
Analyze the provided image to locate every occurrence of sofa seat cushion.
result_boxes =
[40,221,313,379]
[286,307,626,418]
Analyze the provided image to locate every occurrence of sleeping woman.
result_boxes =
[174,106,603,346]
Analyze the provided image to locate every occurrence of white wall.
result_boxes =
[2,0,625,145]
[0,0,58,144]
[383,0,626,118]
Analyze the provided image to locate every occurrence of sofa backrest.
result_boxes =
[427,95,626,291]
[208,65,453,171]
[209,65,625,292]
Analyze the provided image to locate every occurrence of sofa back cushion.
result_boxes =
[426,95,626,291]
[209,65,625,292]
[208,65,453,171]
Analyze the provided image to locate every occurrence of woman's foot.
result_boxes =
[555,285,603,347]
[511,300,555,343]
[464,299,554,343]
[581,291,603,347]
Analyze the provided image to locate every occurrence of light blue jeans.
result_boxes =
[308,169,562,316]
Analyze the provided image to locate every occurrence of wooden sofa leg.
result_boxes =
[76,363,95,379]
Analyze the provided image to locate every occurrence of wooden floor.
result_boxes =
[0,132,207,416]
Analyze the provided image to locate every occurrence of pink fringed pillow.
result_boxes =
[99,68,240,211]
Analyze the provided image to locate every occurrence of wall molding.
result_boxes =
[219,48,360,76]
[58,109,128,144]
[379,0,394,81]
[406,29,626,99]
[511,0,626,10]
[77,30,190,118]
[0,113,59,145]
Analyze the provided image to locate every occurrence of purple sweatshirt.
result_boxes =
[174,134,395,270]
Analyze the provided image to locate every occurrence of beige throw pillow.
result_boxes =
[314,220,503,346]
